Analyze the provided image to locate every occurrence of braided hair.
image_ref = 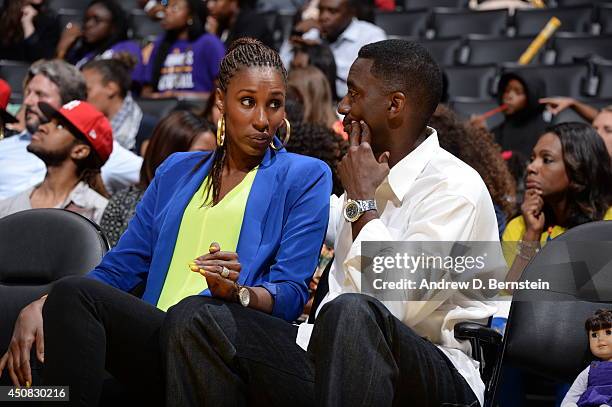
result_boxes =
[202,37,287,206]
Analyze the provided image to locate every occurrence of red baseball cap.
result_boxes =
[39,100,113,163]
[0,79,17,124]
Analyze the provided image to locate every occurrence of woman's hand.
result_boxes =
[20,5,38,39]
[191,242,241,302]
[539,97,575,115]
[0,296,46,387]
[521,188,545,241]
[56,22,82,59]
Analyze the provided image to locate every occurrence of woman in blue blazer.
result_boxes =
[0,38,331,404]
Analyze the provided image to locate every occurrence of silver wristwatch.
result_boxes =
[237,285,250,307]
[343,199,377,222]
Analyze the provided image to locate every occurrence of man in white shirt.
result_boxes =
[161,40,499,407]
[0,60,142,199]
[280,0,386,98]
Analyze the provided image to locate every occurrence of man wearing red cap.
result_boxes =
[0,79,18,140]
[0,100,112,223]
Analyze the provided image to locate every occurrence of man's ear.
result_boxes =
[71,143,92,161]
[106,81,121,99]
[388,91,406,119]
[215,88,225,116]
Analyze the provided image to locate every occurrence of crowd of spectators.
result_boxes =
[0,0,612,406]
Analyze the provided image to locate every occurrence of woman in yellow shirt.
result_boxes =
[503,122,612,284]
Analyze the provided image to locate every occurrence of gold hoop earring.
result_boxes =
[270,118,291,151]
[216,117,225,146]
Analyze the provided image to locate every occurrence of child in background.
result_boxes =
[492,72,548,157]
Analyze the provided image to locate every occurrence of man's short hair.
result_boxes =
[25,59,87,104]
[602,105,612,113]
[358,39,442,128]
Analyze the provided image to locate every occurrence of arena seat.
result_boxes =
[462,35,536,65]
[591,60,612,98]
[500,63,590,98]
[513,6,594,36]
[0,209,109,363]
[48,0,87,13]
[431,8,509,38]
[0,60,30,101]
[552,34,612,64]
[136,97,180,119]
[57,8,81,29]
[416,37,463,66]
[598,4,612,35]
[403,0,468,10]
[448,97,504,129]
[375,10,430,38]
[131,11,164,43]
[445,64,498,98]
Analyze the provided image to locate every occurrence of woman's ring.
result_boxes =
[221,266,230,278]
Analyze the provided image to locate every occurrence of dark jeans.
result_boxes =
[162,293,480,407]
[42,276,166,407]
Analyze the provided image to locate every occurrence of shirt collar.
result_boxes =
[335,18,360,44]
[18,130,32,141]
[386,126,439,202]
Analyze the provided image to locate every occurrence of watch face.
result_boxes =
[239,287,250,306]
[344,201,360,222]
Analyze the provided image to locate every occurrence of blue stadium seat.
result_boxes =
[513,6,594,36]
[375,10,430,37]
[462,35,536,65]
[445,64,498,98]
[431,8,509,38]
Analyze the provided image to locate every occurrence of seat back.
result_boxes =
[513,6,594,36]
[0,61,30,102]
[432,8,509,38]
[463,35,538,66]
[445,64,498,98]
[498,221,612,387]
[500,63,589,97]
[404,0,467,9]
[131,11,163,42]
[375,10,430,37]
[416,37,463,66]
[593,61,612,98]
[553,34,612,64]
[598,4,612,35]
[0,209,109,353]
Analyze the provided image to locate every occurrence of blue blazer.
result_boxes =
[87,148,332,321]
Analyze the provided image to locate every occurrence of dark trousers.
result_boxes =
[42,276,166,407]
[162,293,480,407]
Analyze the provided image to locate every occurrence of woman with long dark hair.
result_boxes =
[0,0,60,62]
[56,0,141,70]
[100,110,216,247]
[138,0,225,99]
[503,122,612,283]
[0,39,331,406]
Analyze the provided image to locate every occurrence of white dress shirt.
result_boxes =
[0,132,143,199]
[280,18,387,98]
[296,128,501,406]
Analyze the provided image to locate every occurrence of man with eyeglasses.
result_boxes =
[0,100,112,224]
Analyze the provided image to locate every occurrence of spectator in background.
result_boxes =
[206,0,275,48]
[0,100,111,223]
[489,72,548,157]
[56,0,141,71]
[288,66,338,130]
[430,105,516,237]
[290,40,338,102]
[285,122,347,196]
[540,97,612,157]
[503,123,612,286]
[101,111,215,247]
[0,59,142,199]
[280,0,386,98]
[0,0,61,62]
[139,0,225,100]
[0,80,19,140]
[82,54,158,153]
